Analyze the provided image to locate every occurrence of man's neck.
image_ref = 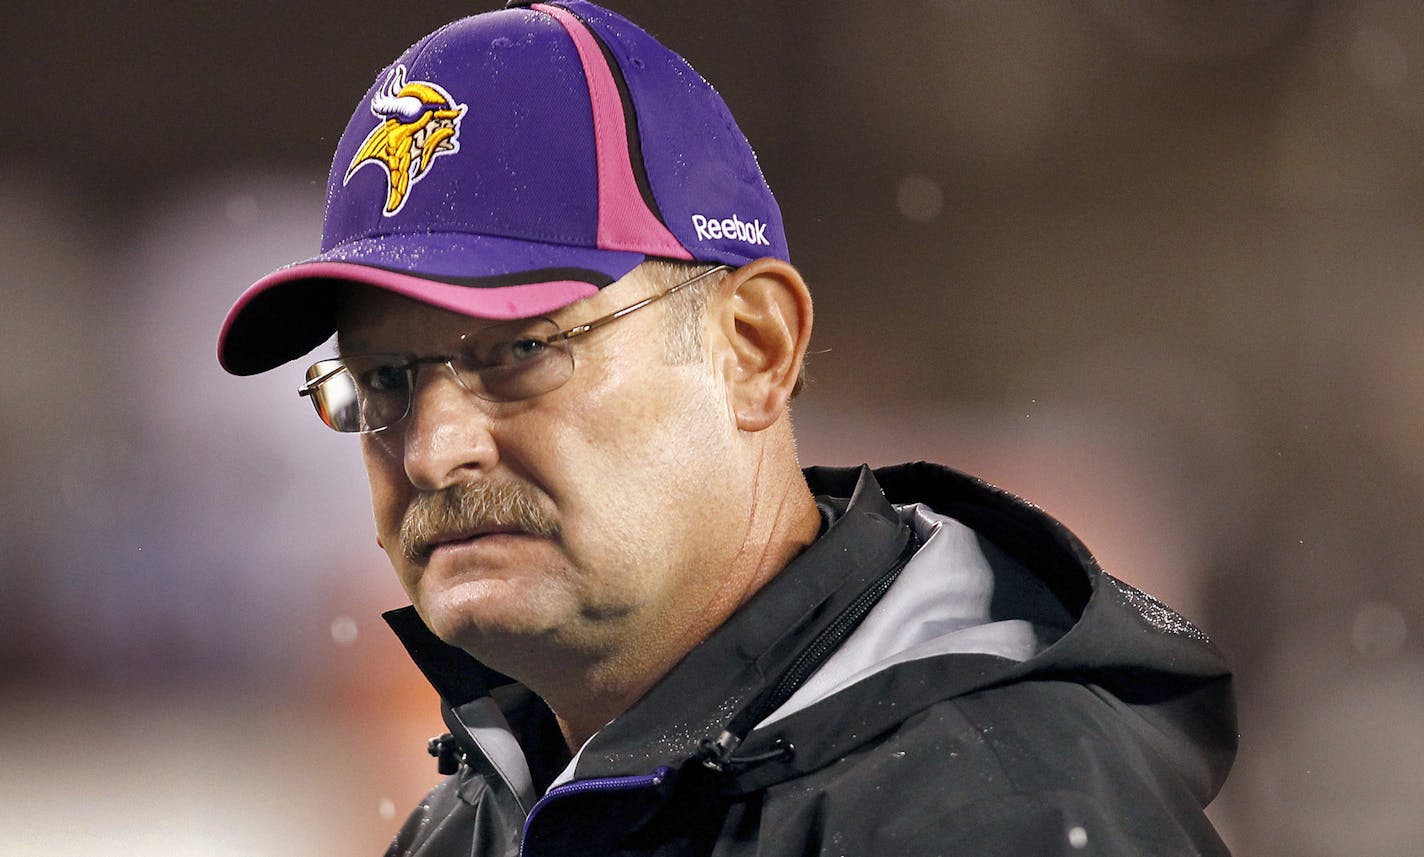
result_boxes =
[545,461,821,751]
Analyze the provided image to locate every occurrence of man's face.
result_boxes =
[338,273,751,670]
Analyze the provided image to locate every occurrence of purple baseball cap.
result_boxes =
[218,0,787,375]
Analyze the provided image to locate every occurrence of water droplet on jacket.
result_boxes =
[1067,826,1088,849]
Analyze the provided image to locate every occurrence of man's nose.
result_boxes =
[401,363,499,490]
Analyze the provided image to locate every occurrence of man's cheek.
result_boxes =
[361,441,409,532]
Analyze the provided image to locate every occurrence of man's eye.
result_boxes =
[495,337,548,366]
[363,365,408,392]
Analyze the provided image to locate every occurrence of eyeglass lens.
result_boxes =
[303,317,573,433]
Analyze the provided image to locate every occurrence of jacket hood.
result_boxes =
[717,464,1235,806]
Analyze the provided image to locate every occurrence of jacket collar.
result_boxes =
[384,466,913,780]
[571,465,911,778]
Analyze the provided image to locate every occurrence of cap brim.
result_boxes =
[218,232,645,375]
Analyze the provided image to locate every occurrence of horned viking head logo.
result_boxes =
[344,65,467,216]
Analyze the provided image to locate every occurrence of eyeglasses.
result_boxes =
[298,265,730,433]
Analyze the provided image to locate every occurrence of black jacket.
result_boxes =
[383,463,1236,856]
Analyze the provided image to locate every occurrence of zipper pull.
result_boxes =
[697,730,741,772]
[427,732,462,775]
[698,732,794,773]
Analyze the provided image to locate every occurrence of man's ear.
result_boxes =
[712,258,813,432]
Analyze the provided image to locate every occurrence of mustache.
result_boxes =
[399,479,559,561]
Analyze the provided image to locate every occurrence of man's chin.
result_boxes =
[416,582,563,654]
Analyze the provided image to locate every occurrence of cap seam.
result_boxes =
[556,3,666,226]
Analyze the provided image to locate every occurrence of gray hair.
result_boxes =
[639,260,807,397]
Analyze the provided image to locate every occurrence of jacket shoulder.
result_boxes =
[746,681,1230,857]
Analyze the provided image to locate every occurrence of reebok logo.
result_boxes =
[691,213,771,246]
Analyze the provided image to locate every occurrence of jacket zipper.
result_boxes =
[519,767,671,856]
[701,527,922,770]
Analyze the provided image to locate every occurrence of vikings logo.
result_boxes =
[344,65,467,216]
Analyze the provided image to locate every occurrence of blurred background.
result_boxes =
[2,1,1421,854]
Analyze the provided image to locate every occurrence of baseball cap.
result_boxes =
[218,0,787,376]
